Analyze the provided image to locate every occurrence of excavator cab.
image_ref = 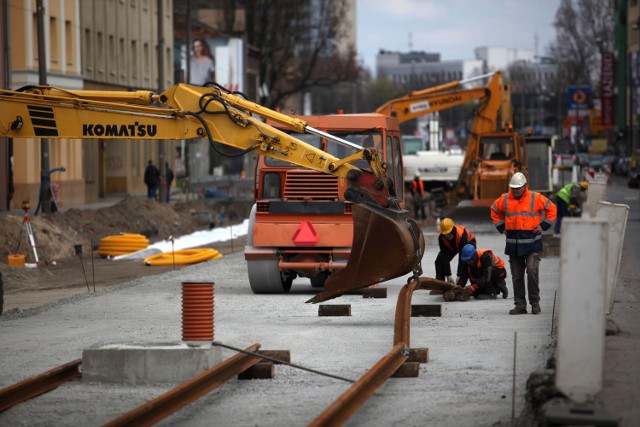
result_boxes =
[472,133,527,203]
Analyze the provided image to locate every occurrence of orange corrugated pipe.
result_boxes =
[181,282,215,342]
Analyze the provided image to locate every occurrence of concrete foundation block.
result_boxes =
[82,341,222,384]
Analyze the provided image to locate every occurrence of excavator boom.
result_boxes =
[0,84,425,302]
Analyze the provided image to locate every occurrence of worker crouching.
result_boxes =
[435,218,476,284]
[456,244,508,300]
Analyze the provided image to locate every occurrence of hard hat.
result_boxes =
[509,172,527,188]
[580,181,589,190]
[460,244,476,262]
[440,218,454,235]
[414,171,420,178]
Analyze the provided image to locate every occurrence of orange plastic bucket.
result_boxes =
[7,254,26,267]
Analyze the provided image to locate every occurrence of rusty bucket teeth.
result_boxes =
[308,203,425,303]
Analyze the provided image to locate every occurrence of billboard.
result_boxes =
[600,52,615,126]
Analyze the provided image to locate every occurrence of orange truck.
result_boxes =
[245,113,407,294]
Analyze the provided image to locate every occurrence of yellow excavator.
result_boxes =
[0,84,425,302]
[375,71,527,206]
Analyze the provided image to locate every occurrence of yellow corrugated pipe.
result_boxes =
[97,233,149,257]
[144,248,222,266]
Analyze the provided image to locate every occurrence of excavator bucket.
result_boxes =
[307,203,425,303]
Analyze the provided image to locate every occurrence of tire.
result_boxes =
[310,271,329,288]
[247,259,292,294]
[245,204,292,294]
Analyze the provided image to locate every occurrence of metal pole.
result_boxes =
[36,0,51,213]
[157,0,166,203]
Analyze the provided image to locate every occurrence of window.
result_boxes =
[109,35,115,76]
[97,32,104,74]
[50,17,59,64]
[65,21,73,66]
[84,29,92,72]
[131,40,138,80]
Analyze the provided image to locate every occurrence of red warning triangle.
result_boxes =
[292,221,320,246]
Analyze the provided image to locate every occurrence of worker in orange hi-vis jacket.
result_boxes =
[435,218,476,284]
[456,244,508,300]
[490,172,557,315]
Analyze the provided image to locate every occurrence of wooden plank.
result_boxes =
[362,287,387,299]
[410,304,441,317]
[257,350,291,364]
[238,362,274,380]
[318,305,351,317]
[407,348,429,364]
[391,362,420,378]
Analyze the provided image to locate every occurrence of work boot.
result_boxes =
[531,303,541,315]
[477,293,497,300]
[497,281,508,299]
[509,306,527,315]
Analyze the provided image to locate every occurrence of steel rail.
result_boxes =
[104,343,262,427]
[0,358,82,412]
[393,277,421,346]
[308,343,408,427]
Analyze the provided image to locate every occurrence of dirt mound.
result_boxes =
[0,197,252,263]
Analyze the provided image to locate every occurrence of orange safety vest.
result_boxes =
[442,225,476,252]
[468,249,505,281]
[490,188,556,256]
[412,178,424,196]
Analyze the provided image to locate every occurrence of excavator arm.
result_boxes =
[374,71,514,203]
[0,83,425,302]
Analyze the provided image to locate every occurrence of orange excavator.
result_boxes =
[0,84,424,303]
[375,71,528,206]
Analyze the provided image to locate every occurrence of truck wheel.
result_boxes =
[247,260,292,294]
[310,271,329,288]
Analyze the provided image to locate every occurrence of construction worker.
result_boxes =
[435,218,476,284]
[490,172,557,315]
[456,244,508,299]
[554,181,588,234]
[410,171,427,223]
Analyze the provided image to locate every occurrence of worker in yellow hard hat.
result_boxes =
[554,181,589,234]
[435,217,477,285]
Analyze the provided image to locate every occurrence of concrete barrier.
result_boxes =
[584,178,607,218]
[556,218,608,402]
[596,201,630,314]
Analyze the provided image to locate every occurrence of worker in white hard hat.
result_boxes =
[490,172,557,315]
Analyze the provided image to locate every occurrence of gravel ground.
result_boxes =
[0,231,558,427]
[1,177,638,426]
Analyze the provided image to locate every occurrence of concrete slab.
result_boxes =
[82,342,222,384]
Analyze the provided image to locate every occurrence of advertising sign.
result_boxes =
[600,52,615,126]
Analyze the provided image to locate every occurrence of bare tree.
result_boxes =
[244,0,361,109]
[548,0,614,91]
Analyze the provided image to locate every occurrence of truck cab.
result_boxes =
[245,113,405,293]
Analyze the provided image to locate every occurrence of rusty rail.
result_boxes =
[308,343,408,427]
[105,343,262,427]
[394,277,451,346]
[0,358,82,412]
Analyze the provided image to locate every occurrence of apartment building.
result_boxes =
[4,0,173,210]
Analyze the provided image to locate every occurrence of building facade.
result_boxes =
[5,0,174,211]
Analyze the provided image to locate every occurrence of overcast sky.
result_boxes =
[356,0,562,73]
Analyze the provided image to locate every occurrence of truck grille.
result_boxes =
[283,170,340,201]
